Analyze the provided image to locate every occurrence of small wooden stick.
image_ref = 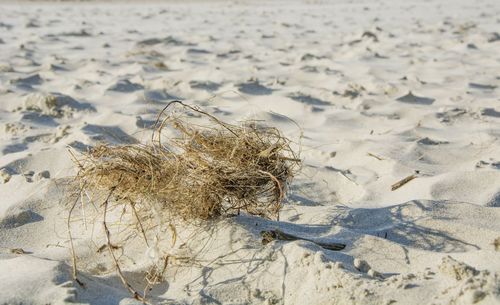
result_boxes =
[261,229,346,251]
[391,173,417,191]
[367,152,383,160]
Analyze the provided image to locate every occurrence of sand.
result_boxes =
[0,0,499,304]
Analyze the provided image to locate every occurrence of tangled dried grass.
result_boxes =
[75,101,300,220]
[68,101,300,301]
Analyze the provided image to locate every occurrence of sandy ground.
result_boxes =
[0,0,500,304]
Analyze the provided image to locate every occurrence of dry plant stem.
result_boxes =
[391,174,417,191]
[281,156,302,162]
[130,199,149,247]
[258,170,284,220]
[367,152,384,160]
[103,187,148,304]
[169,223,177,247]
[67,149,87,286]
[68,195,85,287]
[152,100,238,145]
[159,255,169,279]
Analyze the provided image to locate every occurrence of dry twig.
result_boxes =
[261,229,345,251]
[391,173,418,191]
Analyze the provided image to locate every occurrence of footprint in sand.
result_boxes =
[487,32,500,43]
[107,79,144,93]
[333,84,366,99]
[436,108,468,123]
[0,207,43,229]
[487,192,500,207]
[20,112,59,127]
[68,141,91,152]
[481,108,500,118]
[468,82,497,90]
[81,124,138,144]
[141,89,180,103]
[187,48,211,55]
[135,116,155,129]
[10,74,43,89]
[136,37,164,46]
[236,80,273,95]
[476,159,500,170]
[189,80,222,92]
[216,49,241,59]
[42,63,67,72]
[396,91,435,105]
[136,35,191,47]
[60,29,92,37]
[1,143,28,155]
[34,170,50,181]
[417,137,449,146]
[301,53,327,61]
[288,92,331,106]
[22,93,95,118]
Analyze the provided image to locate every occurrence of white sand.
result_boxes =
[1,0,499,304]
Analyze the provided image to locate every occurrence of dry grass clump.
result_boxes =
[69,101,300,301]
[75,101,300,221]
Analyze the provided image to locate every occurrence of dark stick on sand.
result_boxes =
[261,229,346,251]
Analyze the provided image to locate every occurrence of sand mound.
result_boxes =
[22,93,95,118]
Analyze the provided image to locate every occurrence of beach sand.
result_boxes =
[0,0,499,304]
